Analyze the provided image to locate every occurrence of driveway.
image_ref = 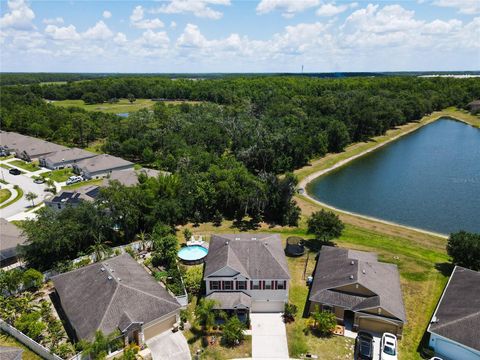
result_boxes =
[146,331,191,360]
[251,313,289,359]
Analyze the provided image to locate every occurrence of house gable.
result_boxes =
[206,265,241,278]
[333,282,376,297]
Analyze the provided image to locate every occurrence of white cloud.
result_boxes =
[83,21,113,40]
[177,24,207,48]
[0,0,35,30]
[316,3,356,17]
[45,24,80,40]
[135,29,170,48]
[422,19,462,34]
[43,17,64,25]
[170,21,177,29]
[113,32,127,45]
[433,0,480,15]
[152,0,231,20]
[256,0,319,17]
[130,5,164,29]
[103,11,112,19]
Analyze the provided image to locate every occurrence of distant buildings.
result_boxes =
[39,147,96,170]
[427,266,480,360]
[45,185,100,211]
[0,131,67,161]
[73,154,134,179]
[0,218,26,267]
[467,100,480,113]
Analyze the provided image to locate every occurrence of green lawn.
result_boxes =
[0,332,42,360]
[50,98,202,114]
[41,168,73,182]
[61,178,102,190]
[0,186,24,209]
[0,188,12,203]
[9,160,40,172]
[0,163,13,170]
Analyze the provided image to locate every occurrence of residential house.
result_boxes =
[0,346,23,360]
[39,147,96,169]
[427,266,480,360]
[102,168,165,187]
[309,246,406,338]
[15,140,67,162]
[0,218,27,267]
[44,185,100,211]
[468,99,480,113]
[0,131,32,155]
[73,154,134,179]
[203,233,290,314]
[52,254,182,345]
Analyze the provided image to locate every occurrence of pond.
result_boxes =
[308,118,480,235]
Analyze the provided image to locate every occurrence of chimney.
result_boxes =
[350,260,355,265]
[362,269,366,274]
[349,275,354,280]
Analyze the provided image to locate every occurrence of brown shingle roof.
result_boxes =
[206,291,252,309]
[75,154,133,174]
[42,147,96,164]
[309,246,406,322]
[428,266,480,351]
[52,254,181,341]
[204,234,290,280]
[0,218,26,262]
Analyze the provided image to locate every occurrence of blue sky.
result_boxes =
[1,0,479,72]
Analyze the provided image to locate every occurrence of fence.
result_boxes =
[0,319,64,360]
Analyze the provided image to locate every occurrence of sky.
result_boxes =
[0,0,479,73]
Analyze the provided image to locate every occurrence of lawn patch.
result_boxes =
[9,160,40,172]
[0,188,12,203]
[0,331,42,360]
[41,168,73,182]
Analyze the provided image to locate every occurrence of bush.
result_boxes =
[222,316,246,346]
[22,268,44,290]
[124,246,137,260]
[74,258,92,269]
[183,266,203,296]
[310,307,337,336]
[307,209,344,244]
[447,231,480,271]
[283,303,298,323]
[15,312,46,341]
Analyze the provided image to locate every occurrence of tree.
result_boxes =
[195,298,218,332]
[283,303,298,323]
[212,210,223,227]
[127,93,136,103]
[183,266,203,296]
[0,268,23,295]
[222,316,246,346]
[183,228,192,242]
[307,209,344,244]
[326,120,350,153]
[152,234,178,268]
[447,231,480,271]
[45,178,57,194]
[82,330,122,360]
[25,191,38,207]
[137,230,150,251]
[22,268,43,290]
[310,307,337,336]
[14,312,46,341]
[88,234,111,262]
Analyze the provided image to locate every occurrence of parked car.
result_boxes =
[66,175,83,185]
[9,168,21,175]
[355,331,374,360]
[33,177,45,184]
[380,333,398,360]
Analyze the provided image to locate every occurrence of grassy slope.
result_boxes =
[0,332,42,360]
[50,98,201,114]
[0,188,12,203]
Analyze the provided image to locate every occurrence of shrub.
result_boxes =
[15,312,46,341]
[447,231,480,271]
[283,303,298,323]
[183,266,203,296]
[307,209,344,244]
[310,307,337,336]
[74,258,92,269]
[222,316,246,346]
[22,268,44,290]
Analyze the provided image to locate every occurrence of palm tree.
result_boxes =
[25,191,38,207]
[46,179,57,194]
[194,298,218,333]
[137,230,150,251]
[88,234,111,262]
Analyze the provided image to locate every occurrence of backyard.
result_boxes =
[41,168,73,182]
[9,160,41,172]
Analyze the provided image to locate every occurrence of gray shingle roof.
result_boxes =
[428,266,480,351]
[52,254,181,341]
[0,346,23,360]
[75,154,133,174]
[42,147,96,164]
[17,140,67,157]
[48,185,100,205]
[102,168,165,187]
[0,218,26,262]
[204,234,290,280]
[206,291,252,309]
[309,246,406,322]
[0,131,34,150]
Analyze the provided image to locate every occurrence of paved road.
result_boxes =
[146,331,191,360]
[251,313,289,359]
[0,161,52,219]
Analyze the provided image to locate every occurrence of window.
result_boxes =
[223,281,233,290]
[264,280,272,290]
[277,281,286,290]
[237,281,247,290]
[252,280,261,290]
[210,281,220,290]
[322,305,333,313]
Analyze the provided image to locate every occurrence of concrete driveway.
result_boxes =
[146,331,191,360]
[251,313,289,359]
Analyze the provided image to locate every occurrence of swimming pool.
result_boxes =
[178,245,208,265]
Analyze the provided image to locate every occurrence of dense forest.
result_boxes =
[2,76,480,268]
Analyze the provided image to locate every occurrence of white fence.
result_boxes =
[0,319,64,360]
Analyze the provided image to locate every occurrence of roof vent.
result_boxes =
[349,275,354,280]
[431,316,439,323]
[225,240,229,245]
[118,278,121,282]
[100,267,105,272]
[362,269,366,274]
[350,260,355,265]
[252,237,257,240]
[235,237,240,241]
[107,276,113,280]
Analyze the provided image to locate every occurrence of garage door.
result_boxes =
[436,339,480,360]
[144,314,177,340]
[358,317,399,335]
[251,301,285,313]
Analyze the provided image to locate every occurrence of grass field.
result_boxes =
[9,160,40,172]
[61,178,102,190]
[0,163,13,170]
[41,168,73,182]
[50,98,201,114]
[0,186,23,209]
[0,332,42,360]
[0,188,12,203]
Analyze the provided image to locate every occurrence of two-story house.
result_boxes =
[203,234,290,314]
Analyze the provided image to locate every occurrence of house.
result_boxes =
[15,140,67,162]
[39,147,96,169]
[0,131,32,155]
[44,185,100,211]
[427,266,480,360]
[467,99,480,113]
[102,168,165,187]
[203,233,290,314]
[0,346,23,360]
[72,154,134,179]
[52,254,181,345]
[0,218,27,267]
[309,246,406,338]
